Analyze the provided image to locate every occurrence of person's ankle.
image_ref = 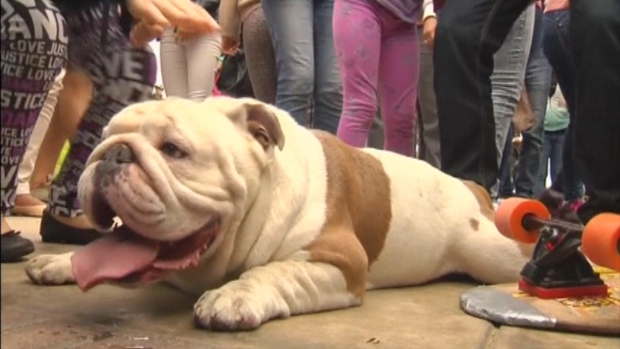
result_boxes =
[29,174,53,190]
[15,194,46,207]
[1,215,13,234]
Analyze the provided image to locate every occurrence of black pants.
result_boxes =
[571,0,620,222]
[434,0,620,222]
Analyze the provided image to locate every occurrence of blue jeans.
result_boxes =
[492,4,534,167]
[490,5,533,198]
[498,124,515,198]
[514,5,552,198]
[417,29,441,168]
[261,0,342,134]
[535,129,566,196]
[542,9,584,201]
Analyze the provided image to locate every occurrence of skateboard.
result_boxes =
[460,198,620,335]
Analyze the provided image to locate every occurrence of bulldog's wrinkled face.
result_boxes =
[72,97,285,291]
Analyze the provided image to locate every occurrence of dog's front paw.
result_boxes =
[193,281,268,331]
[25,253,75,285]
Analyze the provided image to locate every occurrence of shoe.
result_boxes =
[30,186,50,203]
[1,231,35,263]
[537,189,565,217]
[30,175,53,202]
[567,198,585,212]
[30,175,54,202]
[40,210,104,245]
[557,198,585,223]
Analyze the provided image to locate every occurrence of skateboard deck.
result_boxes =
[460,268,620,335]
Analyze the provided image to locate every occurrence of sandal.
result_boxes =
[30,175,53,203]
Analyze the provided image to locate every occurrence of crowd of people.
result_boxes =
[1,0,619,263]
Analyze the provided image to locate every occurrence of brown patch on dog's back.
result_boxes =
[469,218,480,231]
[304,131,392,299]
[461,181,534,257]
[461,180,495,222]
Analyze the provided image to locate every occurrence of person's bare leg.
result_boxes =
[2,216,13,234]
[39,67,96,230]
[13,70,66,216]
[30,67,93,191]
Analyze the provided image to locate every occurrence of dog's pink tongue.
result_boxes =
[71,230,160,292]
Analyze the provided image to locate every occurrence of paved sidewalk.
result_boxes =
[2,216,618,349]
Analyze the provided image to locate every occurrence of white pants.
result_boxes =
[16,69,66,196]
[160,27,221,102]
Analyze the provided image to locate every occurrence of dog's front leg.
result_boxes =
[25,252,76,285]
[193,260,362,331]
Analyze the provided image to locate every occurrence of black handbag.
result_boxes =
[216,50,255,98]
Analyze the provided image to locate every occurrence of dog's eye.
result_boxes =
[160,142,187,159]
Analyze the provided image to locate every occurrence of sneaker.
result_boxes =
[40,210,104,245]
[1,231,35,263]
[558,198,585,223]
[568,198,585,212]
[537,189,565,217]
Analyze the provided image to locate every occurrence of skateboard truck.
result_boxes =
[517,215,608,299]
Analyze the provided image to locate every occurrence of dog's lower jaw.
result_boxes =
[70,217,222,291]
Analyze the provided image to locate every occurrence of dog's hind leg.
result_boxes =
[451,217,533,284]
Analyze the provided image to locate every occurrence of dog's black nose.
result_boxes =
[104,144,135,164]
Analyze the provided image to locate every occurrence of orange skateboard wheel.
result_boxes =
[495,198,551,243]
[582,213,620,271]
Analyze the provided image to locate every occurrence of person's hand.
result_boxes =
[221,36,240,56]
[130,21,164,48]
[422,16,437,49]
[126,0,220,34]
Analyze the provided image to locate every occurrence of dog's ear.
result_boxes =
[102,125,111,139]
[235,99,285,151]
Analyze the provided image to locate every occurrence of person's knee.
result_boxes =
[315,77,342,102]
[60,68,93,119]
[435,11,479,50]
[384,112,414,136]
[277,68,314,98]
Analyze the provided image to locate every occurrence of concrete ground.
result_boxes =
[2,216,618,349]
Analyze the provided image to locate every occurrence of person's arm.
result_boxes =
[422,0,437,49]
[218,0,241,55]
[219,0,241,39]
[422,0,436,22]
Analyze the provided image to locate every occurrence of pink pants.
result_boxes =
[333,0,419,156]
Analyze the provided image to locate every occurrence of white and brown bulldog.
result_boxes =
[25,97,531,331]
